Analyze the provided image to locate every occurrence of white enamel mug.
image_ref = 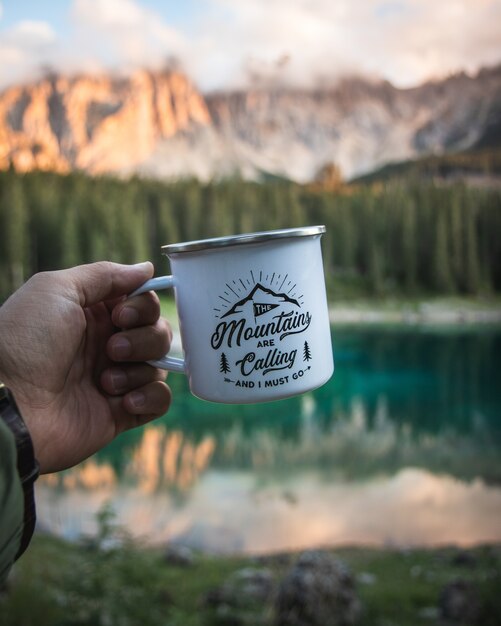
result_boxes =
[131,226,334,404]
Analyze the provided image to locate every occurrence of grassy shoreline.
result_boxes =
[159,295,501,329]
[328,296,501,325]
[159,295,501,356]
[2,534,500,626]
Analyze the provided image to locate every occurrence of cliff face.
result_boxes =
[0,70,210,175]
[204,67,501,180]
[1,65,500,181]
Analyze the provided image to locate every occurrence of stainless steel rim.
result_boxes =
[161,225,326,255]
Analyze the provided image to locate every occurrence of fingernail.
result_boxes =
[119,306,139,327]
[133,262,151,270]
[110,369,128,392]
[129,390,146,408]
[113,336,131,359]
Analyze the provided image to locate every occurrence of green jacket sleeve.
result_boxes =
[0,418,24,586]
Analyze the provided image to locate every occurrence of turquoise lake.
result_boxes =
[37,325,501,553]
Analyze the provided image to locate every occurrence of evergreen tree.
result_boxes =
[220,353,230,374]
[368,242,385,296]
[449,191,464,291]
[1,175,28,291]
[463,200,480,294]
[0,170,499,301]
[182,182,203,241]
[285,185,305,228]
[62,204,80,268]
[303,341,312,362]
[433,208,453,293]
[401,198,417,292]
[338,202,356,270]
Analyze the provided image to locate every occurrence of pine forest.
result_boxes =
[1,169,500,302]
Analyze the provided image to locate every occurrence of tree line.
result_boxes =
[0,169,500,301]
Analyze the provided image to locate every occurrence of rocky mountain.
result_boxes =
[221,284,300,319]
[0,70,210,176]
[0,65,500,182]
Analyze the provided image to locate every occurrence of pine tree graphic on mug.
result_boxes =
[220,352,231,373]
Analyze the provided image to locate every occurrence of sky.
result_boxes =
[0,0,501,92]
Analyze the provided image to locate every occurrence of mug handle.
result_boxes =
[128,276,186,374]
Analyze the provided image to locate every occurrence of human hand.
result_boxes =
[0,262,172,474]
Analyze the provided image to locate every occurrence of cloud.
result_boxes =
[72,0,188,69]
[365,0,501,85]
[0,0,188,89]
[186,0,501,90]
[0,19,58,88]
[0,0,500,92]
[6,20,56,45]
[74,0,146,27]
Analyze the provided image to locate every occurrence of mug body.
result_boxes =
[164,227,334,403]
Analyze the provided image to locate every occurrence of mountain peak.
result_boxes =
[0,69,210,174]
[1,64,500,181]
[221,283,300,319]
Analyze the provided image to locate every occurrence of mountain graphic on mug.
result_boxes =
[221,283,300,319]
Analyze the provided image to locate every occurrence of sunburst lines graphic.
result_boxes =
[213,270,304,318]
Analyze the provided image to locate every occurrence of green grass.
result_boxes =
[2,532,500,626]
[159,293,501,334]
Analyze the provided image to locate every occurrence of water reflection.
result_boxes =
[128,429,215,492]
[36,326,501,551]
[37,469,501,552]
[40,395,501,489]
[43,429,216,493]
[328,327,501,437]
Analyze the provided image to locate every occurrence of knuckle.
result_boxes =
[129,290,160,318]
[94,260,115,273]
[153,367,168,382]
[28,271,54,289]
[143,291,161,319]
[153,319,172,352]
[146,290,161,308]
[153,382,172,414]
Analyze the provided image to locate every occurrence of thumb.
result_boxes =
[64,261,154,308]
